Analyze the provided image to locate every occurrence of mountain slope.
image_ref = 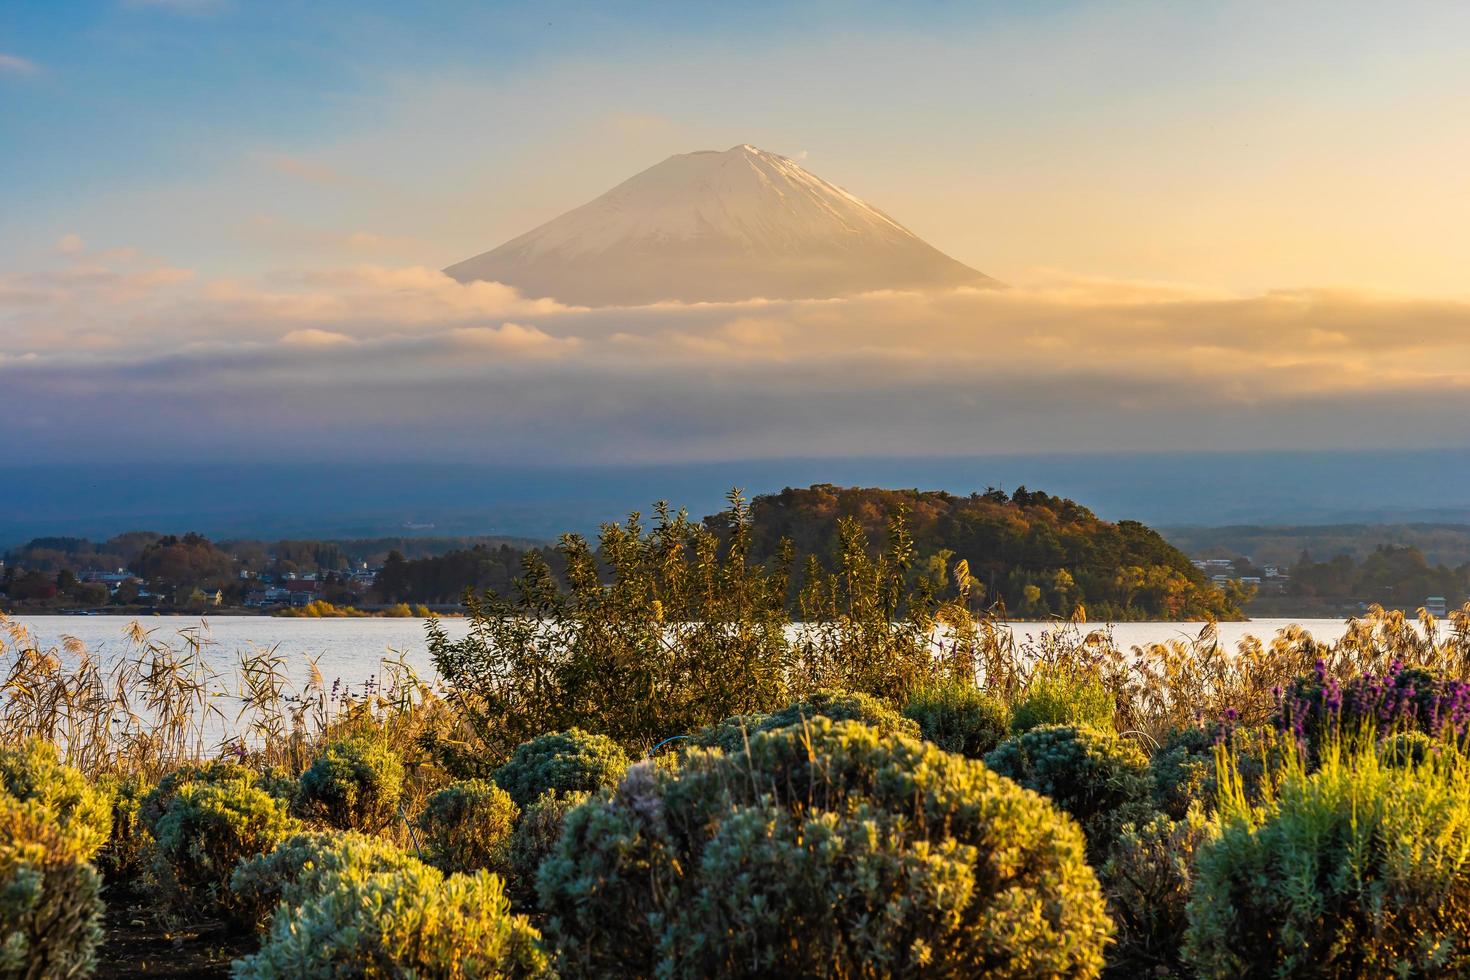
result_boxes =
[446,144,995,306]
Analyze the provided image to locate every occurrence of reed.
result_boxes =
[0,616,439,793]
[6,602,1470,785]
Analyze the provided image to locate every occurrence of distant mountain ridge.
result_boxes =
[446,144,994,306]
[1159,523,1470,569]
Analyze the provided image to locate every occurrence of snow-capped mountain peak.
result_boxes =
[446,144,994,306]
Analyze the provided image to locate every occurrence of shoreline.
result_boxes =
[1,608,1368,625]
[0,605,467,618]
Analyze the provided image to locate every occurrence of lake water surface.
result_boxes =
[8,614,1363,688]
[0,614,1385,744]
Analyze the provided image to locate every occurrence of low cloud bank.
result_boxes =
[3,246,1468,462]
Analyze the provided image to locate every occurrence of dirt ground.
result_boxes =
[96,895,255,979]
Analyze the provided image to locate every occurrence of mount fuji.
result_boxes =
[445,144,995,306]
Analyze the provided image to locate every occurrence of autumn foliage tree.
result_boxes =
[727,485,1240,620]
[130,533,234,591]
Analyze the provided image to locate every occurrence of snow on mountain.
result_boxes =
[445,144,995,306]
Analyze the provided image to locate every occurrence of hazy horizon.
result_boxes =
[8,448,1470,547]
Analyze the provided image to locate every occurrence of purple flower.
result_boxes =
[1272,663,1459,747]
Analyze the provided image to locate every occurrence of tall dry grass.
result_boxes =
[5,603,1469,786]
[0,615,445,797]
[984,603,1470,744]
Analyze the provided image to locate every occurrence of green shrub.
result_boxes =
[295,738,404,831]
[1150,725,1281,820]
[757,688,919,737]
[1011,665,1115,734]
[151,780,298,920]
[0,741,109,979]
[0,800,104,980]
[230,830,420,931]
[255,766,298,803]
[1147,726,1217,820]
[508,790,588,900]
[1100,807,1216,978]
[415,780,519,875]
[95,772,152,889]
[427,496,793,760]
[902,679,1011,757]
[492,729,629,808]
[1379,729,1437,767]
[793,510,954,701]
[0,738,111,859]
[539,718,1112,978]
[1184,738,1470,976]
[693,688,919,753]
[139,759,261,834]
[234,861,546,978]
[984,724,1155,860]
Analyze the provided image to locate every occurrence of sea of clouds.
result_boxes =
[4,242,1468,463]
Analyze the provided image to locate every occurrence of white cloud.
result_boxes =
[8,244,1470,461]
[446,323,580,357]
[0,53,37,76]
[279,328,355,347]
[259,154,348,186]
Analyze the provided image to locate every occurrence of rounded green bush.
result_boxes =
[295,737,405,831]
[693,688,919,753]
[539,718,1113,978]
[902,679,1011,757]
[1100,807,1216,977]
[1,800,104,980]
[492,729,629,808]
[1184,743,1470,976]
[1378,730,1437,767]
[233,861,546,978]
[151,780,298,920]
[0,740,110,978]
[1150,725,1280,820]
[230,830,421,930]
[95,771,153,889]
[415,779,519,875]
[508,789,589,899]
[1147,726,1217,820]
[139,759,261,834]
[1010,666,1115,734]
[255,765,299,803]
[0,738,111,859]
[984,724,1155,860]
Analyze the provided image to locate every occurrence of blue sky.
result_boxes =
[4,1,1088,277]
[0,2,1024,209]
[9,0,1470,289]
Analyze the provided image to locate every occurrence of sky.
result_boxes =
[4,0,1470,466]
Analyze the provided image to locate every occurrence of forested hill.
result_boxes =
[725,484,1244,621]
[3,485,1242,620]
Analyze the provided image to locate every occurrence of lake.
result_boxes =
[7,614,1364,689]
